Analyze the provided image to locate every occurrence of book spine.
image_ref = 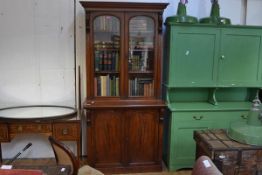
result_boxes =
[97,76,101,96]
[95,50,100,71]
[116,77,119,96]
[94,77,97,96]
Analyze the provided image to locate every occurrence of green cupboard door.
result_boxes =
[168,121,212,171]
[219,28,262,87]
[169,26,219,87]
[167,111,214,171]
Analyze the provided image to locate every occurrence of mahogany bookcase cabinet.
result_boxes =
[80,2,168,174]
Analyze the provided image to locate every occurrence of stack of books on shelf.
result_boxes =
[129,50,154,72]
[95,50,119,72]
[112,35,120,49]
[129,78,154,97]
[95,75,119,96]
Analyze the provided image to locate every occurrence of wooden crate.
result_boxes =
[194,129,262,175]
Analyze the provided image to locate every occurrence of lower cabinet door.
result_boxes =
[169,121,213,171]
[125,109,162,167]
[87,109,125,168]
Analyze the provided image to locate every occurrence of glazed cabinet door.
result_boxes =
[126,14,158,97]
[87,109,125,168]
[125,109,162,169]
[88,12,124,97]
[168,26,219,87]
[218,28,262,87]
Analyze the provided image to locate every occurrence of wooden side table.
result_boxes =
[0,106,81,164]
[194,129,262,175]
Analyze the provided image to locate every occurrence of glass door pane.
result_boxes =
[128,16,154,97]
[93,16,120,97]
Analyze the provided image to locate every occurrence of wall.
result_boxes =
[0,0,75,158]
[0,0,262,159]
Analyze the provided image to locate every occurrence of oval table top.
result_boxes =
[0,105,77,121]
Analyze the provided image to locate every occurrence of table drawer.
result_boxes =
[9,123,52,134]
[0,124,9,141]
[53,122,80,140]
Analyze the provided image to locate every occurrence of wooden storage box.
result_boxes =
[194,129,262,175]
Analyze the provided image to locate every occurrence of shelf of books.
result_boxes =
[128,77,154,97]
[128,16,155,97]
[93,15,120,97]
[94,75,119,97]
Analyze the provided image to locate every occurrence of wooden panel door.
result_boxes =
[219,28,262,87]
[167,112,214,171]
[87,109,125,168]
[168,26,219,87]
[125,109,161,167]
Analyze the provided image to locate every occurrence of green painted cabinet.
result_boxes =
[168,26,219,87]
[166,25,262,88]
[163,23,262,171]
[219,28,262,86]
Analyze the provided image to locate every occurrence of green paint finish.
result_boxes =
[218,28,262,87]
[163,23,262,171]
[164,110,249,171]
[165,24,262,87]
[165,2,198,24]
[168,26,219,87]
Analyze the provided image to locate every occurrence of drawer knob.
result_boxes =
[62,128,69,135]
[18,125,23,132]
[193,116,203,120]
[37,125,42,131]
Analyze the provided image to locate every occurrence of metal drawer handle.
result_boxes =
[241,115,248,119]
[193,116,203,120]
[62,128,69,135]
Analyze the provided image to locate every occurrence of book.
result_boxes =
[95,50,100,71]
